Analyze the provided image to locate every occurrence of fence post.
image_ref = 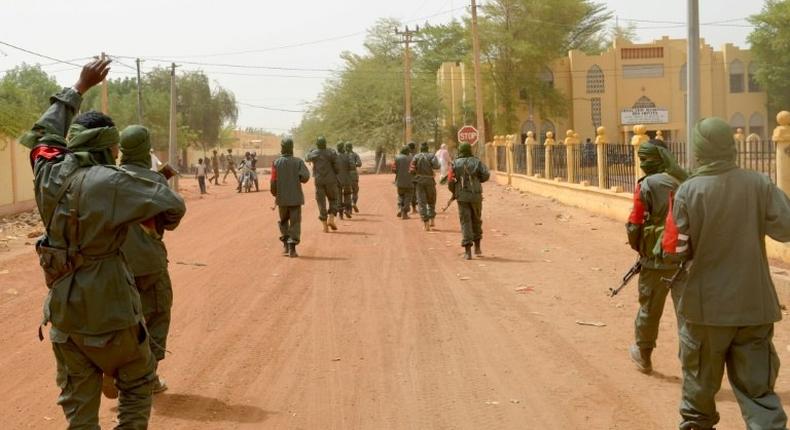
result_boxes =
[773,111,790,196]
[631,124,649,183]
[564,129,580,183]
[507,134,516,184]
[525,131,536,177]
[655,130,665,142]
[485,141,493,168]
[734,127,745,146]
[595,126,608,189]
[544,131,555,180]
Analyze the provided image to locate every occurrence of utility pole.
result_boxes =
[168,62,179,190]
[135,58,144,124]
[470,0,486,156]
[396,25,420,146]
[686,0,699,169]
[100,52,109,114]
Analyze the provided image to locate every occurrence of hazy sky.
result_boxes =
[0,0,764,134]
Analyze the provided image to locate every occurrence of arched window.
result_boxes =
[729,60,745,93]
[591,98,602,128]
[748,62,761,92]
[633,96,656,109]
[541,120,556,141]
[586,65,604,94]
[680,63,687,92]
[730,112,746,135]
[749,112,765,140]
[539,67,554,89]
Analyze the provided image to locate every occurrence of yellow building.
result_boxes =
[438,37,768,145]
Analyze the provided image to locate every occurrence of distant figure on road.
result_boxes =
[271,138,310,257]
[345,142,362,213]
[335,142,353,219]
[435,143,452,178]
[625,139,685,374]
[250,151,260,191]
[410,142,440,231]
[448,142,490,260]
[393,146,414,219]
[210,149,220,185]
[305,136,340,232]
[223,148,238,184]
[407,141,418,213]
[196,158,208,194]
[663,117,790,430]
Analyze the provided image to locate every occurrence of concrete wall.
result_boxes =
[0,140,35,217]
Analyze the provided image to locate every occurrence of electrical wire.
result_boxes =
[0,40,84,67]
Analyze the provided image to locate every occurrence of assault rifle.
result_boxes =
[661,261,688,289]
[609,259,642,297]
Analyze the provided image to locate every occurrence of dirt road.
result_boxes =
[1,174,788,429]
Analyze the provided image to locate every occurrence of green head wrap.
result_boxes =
[637,140,688,181]
[345,142,353,152]
[281,137,294,155]
[691,117,738,177]
[458,142,472,157]
[336,142,345,153]
[66,123,120,165]
[316,136,327,149]
[399,146,410,155]
[119,125,152,168]
[420,142,429,152]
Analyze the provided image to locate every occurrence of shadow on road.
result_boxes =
[332,231,373,236]
[478,256,532,263]
[153,393,272,423]
[298,256,349,261]
[649,370,681,385]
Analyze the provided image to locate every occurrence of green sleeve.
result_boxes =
[299,160,310,183]
[478,160,491,183]
[670,189,692,260]
[109,171,186,231]
[765,183,790,242]
[19,88,83,149]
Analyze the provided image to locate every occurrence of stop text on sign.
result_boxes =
[457,126,479,145]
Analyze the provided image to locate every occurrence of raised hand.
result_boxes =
[74,57,112,95]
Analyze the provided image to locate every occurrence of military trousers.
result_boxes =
[351,180,360,205]
[136,272,173,362]
[634,268,681,350]
[278,205,302,244]
[222,165,237,183]
[457,201,483,246]
[679,323,786,430]
[397,187,414,215]
[315,183,339,221]
[414,182,437,221]
[339,182,353,213]
[52,324,156,429]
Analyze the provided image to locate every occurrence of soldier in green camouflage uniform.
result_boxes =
[410,142,440,231]
[448,143,490,260]
[335,142,353,219]
[305,136,341,232]
[625,139,687,374]
[663,117,790,430]
[345,142,362,213]
[20,59,186,429]
[119,125,179,393]
[271,138,310,257]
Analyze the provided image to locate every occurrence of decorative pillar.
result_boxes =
[631,124,649,182]
[544,131,555,180]
[655,130,665,142]
[595,126,608,189]
[525,131,536,177]
[772,111,790,196]
[564,129,580,183]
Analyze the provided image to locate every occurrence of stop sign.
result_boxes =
[457,125,479,145]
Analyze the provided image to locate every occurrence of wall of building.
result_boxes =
[0,140,36,217]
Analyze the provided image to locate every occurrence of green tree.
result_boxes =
[0,64,60,146]
[748,0,790,114]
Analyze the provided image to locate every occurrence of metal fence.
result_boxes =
[513,144,527,174]
[572,144,599,185]
[664,141,689,170]
[605,144,636,193]
[496,146,507,172]
[737,140,777,183]
[531,145,546,177]
[551,144,567,181]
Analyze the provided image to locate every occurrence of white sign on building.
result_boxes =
[620,108,669,125]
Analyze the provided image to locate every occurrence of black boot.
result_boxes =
[463,245,472,260]
[288,243,298,258]
[474,239,482,255]
[281,239,289,255]
[629,344,653,374]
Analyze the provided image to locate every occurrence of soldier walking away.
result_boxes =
[346,142,362,213]
[625,139,687,374]
[663,117,790,430]
[407,141,418,213]
[250,151,260,192]
[271,138,310,257]
[305,136,340,232]
[335,142,353,219]
[410,142,440,231]
[210,149,220,185]
[222,148,238,184]
[393,146,415,219]
[19,58,187,429]
[119,125,183,394]
[448,142,490,259]
[196,158,208,194]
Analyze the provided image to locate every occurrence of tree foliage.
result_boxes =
[748,0,790,114]
[0,64,60,147]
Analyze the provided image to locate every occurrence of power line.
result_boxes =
[237,102,307,113]
[0,40,84,67]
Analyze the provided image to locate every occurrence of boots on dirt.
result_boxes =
[474,239,482,255]
[328,214,338,230]
[152,375,168,394]
[401,210,410,220]
[429,218,435,227]
[629,344,653,374]
[353,204,359,213]
[281,239,289,255]
[463,245,472,260]
[322,220,329,233]
[339,211,345,220]
[288,243,298,258]
[424,220,431,231]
